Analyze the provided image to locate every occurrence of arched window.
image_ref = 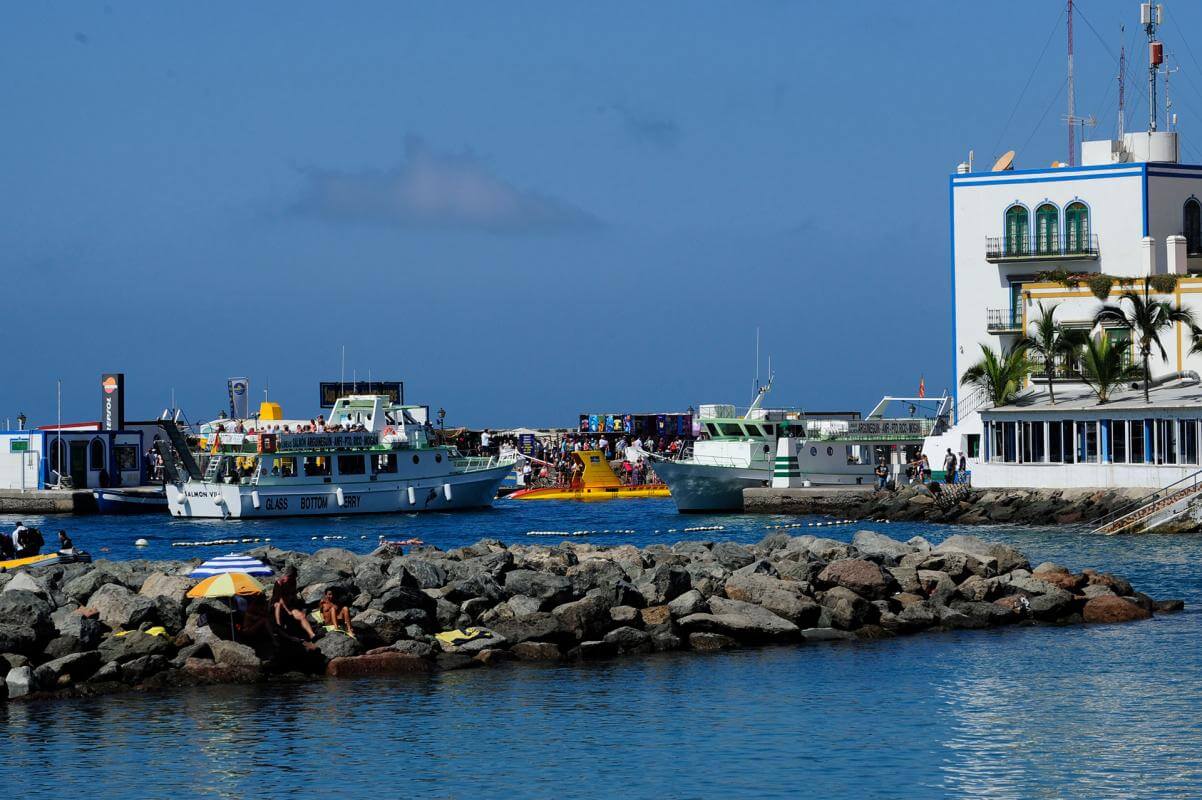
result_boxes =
[89,438,105,471]
[1185,198,1201,255]
[1065,201,1089,254]
[1004,205,1029,256]
[1035,203,1059,255]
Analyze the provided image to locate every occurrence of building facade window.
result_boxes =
[1035,203,1059,255]
[1005,205,1029,256]
[88,438,105,471]
[1185,198,1202,255]
[1111,420,1127,463]
[1065,201,1089,253]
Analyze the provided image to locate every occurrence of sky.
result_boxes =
[5,1,1202,428]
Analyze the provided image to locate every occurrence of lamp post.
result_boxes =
[16,413,25,431]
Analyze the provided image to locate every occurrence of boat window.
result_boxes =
[761,424,775,437]
[273,456,297,478]
[303,455,331,477]
[719,423,743,437]
[337,455,366,475]
[705,423,720,437]
[744,426,763,438]
[372,453,398,474]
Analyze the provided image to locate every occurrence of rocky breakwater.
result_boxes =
[745,485,1152,526]
[0,532,1182,702]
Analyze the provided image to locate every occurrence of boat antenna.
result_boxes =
[340,344,346,394]
[755,326,760,394]
[55,379,63,488]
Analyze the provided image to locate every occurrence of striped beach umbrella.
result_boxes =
[186,571,266,599]
[189,553,274,578]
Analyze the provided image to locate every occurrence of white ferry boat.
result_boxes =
[162,395,514,519]
[647,385,946,512]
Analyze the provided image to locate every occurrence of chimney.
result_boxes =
[1166,235,1188,275]
[1141,236,1158,275]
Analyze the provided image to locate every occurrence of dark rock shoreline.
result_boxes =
[744,485,1160,527]
[0,531,1182,702]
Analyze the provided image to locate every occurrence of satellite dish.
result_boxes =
[992,150,1016,172]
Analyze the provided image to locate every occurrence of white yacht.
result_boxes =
[648,385,946,512]
[161,395,514,519]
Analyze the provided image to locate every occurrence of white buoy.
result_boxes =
[251,490,261,509]
[443,483,452,502]
[407,486,417,505]
[336,487,345,507]
[134,538,149,547]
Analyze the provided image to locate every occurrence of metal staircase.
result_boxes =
[1092,469,1202,535]
[202,454,224,483]
[157,420,202,479]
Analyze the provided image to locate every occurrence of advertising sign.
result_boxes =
[319,381,403,408]
[101,373,125,431]
[228,377,249,419]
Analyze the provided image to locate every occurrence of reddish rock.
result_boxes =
[1032,566,1083,592]
[992,596,1027,615]
[639,605,671,627]
[473,648,515,666]
[1082,569,1134,596]
[892,592,926,608]
[1082,595,1152,624]
[817,559,894,600]
[326,652,433,677]
[1055,511,1082,524]
[77,607,100,619]
[688,632,737,651]
[181,657,260,685]
[512,641,562,661]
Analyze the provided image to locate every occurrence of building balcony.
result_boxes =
[986,308,1023,334]
[985,234,1099,263]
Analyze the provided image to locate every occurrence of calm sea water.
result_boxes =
[3,499,1201,799]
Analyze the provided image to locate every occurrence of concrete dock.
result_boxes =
[743,485,877,514]
[0,489,97,515]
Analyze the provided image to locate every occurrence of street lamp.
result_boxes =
[16,413,25,431]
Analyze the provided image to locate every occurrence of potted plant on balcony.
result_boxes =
[960,342,1033,408]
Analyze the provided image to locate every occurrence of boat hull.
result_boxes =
[165,462,513,519]
[508,485,671,501]
[93,487,168,515]
[651,459,768,512]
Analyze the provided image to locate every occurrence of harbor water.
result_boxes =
[3,499,1201,798]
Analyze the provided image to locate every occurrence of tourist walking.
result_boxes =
[943,449,957,484]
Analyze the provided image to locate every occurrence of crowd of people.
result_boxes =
[874,448,970,491]
[474,431,685,489]
[229,565,356,647]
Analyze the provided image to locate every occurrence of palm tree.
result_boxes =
[1077,332,1140,403]
[960,342,1033,407]
[1021,302,1087,404]
[1095,285,1197,403]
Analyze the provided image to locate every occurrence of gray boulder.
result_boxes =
[0,624,38,656]
[89,584,158,630]
[917,570,957,606]
[50,608,103,648]
[34,651,101,688]
[602,626,651,653]
[0,589,54,637]
[210,639,261,668]
[317,633,365,660]
[444,573,504,604]
[504,570,574,607]
[98,631,172,664]
[896,601,939,630]
[667,589,709,618]
[817,559,896,600]
[851,530,915,564]
[711,541,756,571]
[5,666,32,699]
[4,571,50,599]
[138,572,193,601]
[801,627,857,642]
[352,560,389,597]
[680,598,799,642]
[43,635,86,660]
[1027,589,1076,621]
[723,573,821,626]
[62,570,110,602]
[819,586,875,630]
[491,613,570,645]
[551,593,613,641]
[643,564,692,604]
[688,631,738,651]
[120,654,170,684]
[351,609,413,645]
[395,558,448,590]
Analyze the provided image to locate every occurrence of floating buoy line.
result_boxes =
[171,537,272,548]
[763,519,856,531]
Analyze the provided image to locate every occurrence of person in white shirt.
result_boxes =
[479,430,491,455]
[11,522,28,552]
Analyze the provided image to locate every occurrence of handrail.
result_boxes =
[1092,466,1202,532]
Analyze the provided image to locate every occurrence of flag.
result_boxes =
[918,376,926,398]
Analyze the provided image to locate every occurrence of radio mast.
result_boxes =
[1118,28,1126,138]
[1143,2,1163,131]
[1067,0,1076,165]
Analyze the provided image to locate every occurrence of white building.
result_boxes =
[925,123,1202,488]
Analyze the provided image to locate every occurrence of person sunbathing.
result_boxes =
[319,587,354,636]
[271,565,316,641]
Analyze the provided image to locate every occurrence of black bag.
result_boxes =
[28,528,44,551]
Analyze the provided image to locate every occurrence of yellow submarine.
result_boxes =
[509,450,670,501]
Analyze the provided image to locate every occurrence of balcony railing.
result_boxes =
[985,234,1100,262]
[986,308,1023,333]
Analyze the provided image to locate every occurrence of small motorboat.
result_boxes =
[92,486,169,514]
[0,550,92,572]
[509,450,670,501]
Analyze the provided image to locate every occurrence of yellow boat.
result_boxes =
[509,450,671,501]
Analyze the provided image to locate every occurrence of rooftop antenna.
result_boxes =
[1118,27,1126,138]
[1143,2,1163,131]
[1067,0,1076,165]
[754,327,760,393]
[1165,58,1179,130]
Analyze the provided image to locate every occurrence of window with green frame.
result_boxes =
[1065,201,1088,253]
[1005,205,1029,256]
[1035,203,1059,254]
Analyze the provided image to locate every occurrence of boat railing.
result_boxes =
[452,455,504,471]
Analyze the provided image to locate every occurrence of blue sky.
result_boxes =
[4,1,1202,428]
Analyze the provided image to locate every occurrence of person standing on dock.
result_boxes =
[874,459,889,491]
[943,449,957,484]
